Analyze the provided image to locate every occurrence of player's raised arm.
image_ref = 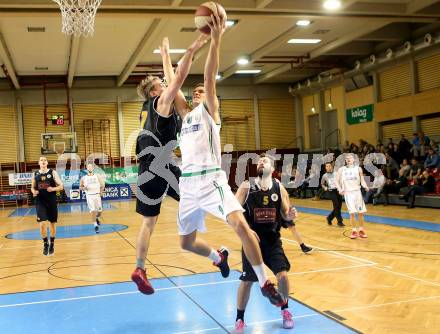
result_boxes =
[157,34,208,116]
[159,37,190,118]
[203,13,226,124]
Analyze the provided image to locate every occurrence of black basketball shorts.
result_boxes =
[136,161,181,217]
[240,239,291,282]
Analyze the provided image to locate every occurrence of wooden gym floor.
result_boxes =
[0,198,439,333]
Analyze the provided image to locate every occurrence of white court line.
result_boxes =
[173,327,220,334]
[372,266,440,288]
[172,313,321,334]
[171,295,440,334]
[286,263,375,276]
[282,237,440,288]
[334,295,440,313]
[0,228,231,251]
[1,237,124,250]
[281,237,378,266]
[0,264,377,309]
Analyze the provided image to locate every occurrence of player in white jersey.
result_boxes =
[176,12,285,307]
[80,163,105,233]
[336,153,369,239]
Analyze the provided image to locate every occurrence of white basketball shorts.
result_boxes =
[86,193,103,213]
[177,169,244,235]
[344,189,367,214]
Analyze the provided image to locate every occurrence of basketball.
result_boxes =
[194,2,227,34]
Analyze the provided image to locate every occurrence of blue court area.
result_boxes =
[296,206,440,232]
[5,224,128,240]
[0,271,357,334]
[8,202,116,217]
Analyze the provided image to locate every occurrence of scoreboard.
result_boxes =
[51,115,64,125]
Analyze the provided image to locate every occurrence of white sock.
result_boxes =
[359,226,364,231]
[251,264,268,287]
[94,222,98,227]
[208,249,221,264]
[352,228,358,232]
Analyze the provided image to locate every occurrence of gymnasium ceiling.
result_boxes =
[0,0,440,89]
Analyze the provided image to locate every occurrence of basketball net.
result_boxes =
[54,142,66,156]
[53,0,102,37]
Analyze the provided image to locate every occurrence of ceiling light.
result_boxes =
[237,56,250,65]
[235,70,261,74]
[328,102,333,109]
[323,0,341,10]
[216,74,222,80]
[296,20,311,26]
[311,107,316,113]
[288,38,321,44]
[153,49,186,54]
[226,20,238,27]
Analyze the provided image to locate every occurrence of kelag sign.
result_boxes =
[346,104,374,125]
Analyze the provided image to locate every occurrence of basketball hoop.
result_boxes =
[53,0,102,37]
[54,142,66,156]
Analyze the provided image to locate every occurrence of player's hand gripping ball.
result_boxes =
[194,2,227,34]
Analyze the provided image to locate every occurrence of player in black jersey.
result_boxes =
[131,34,208,295]
[234,154,302,331]
[31,156,64,256]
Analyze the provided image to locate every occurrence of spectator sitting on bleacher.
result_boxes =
[400,159,411,178]
[424,148,440,169]
[384,151,399,180]
[381,169,408,206]
[409,158,423,182]
[400,170,436,208]
[363,169,386,205]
